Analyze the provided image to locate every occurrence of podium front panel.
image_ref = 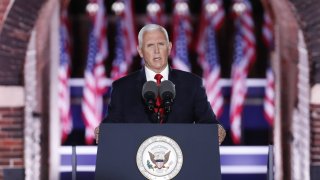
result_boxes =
[95,123,221,180]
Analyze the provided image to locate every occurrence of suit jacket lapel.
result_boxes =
[136,68,146,87]
[136,68,147,107]
[136,68,157,123]
[169,67,177,83]
[167,68,179,123]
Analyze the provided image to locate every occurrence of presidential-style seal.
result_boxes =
[136,135,183,180]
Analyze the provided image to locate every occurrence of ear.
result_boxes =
[137,46,143,58]
[168,42,172,53]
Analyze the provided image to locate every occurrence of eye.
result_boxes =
[146,44,154,48]
[158,42,166,48]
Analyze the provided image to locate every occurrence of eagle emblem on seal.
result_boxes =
[148,151,171,169]
[136,135,183,179]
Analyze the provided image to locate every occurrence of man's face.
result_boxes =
[137,30,172,73]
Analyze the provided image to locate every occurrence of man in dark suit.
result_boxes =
[96,24,225,143]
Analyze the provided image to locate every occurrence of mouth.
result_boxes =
[154,57,161,61]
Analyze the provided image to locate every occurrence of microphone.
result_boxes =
[142,81,158,111]
[159,80,176,113]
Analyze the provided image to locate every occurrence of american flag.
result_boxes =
[82,0,109,144]
[264,67,275,126]
[196,0,224,118]
[230,0,256,144]
[262,9,275,126]
[146,0,165,25]
[111,0,137,80]
[195,0,225,55]
[171,0,192,72]
[59,9,72,143]
[111,21,127,79]
[262,9,273,50]
[203,27,224,118]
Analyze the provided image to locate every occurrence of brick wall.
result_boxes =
[0,0,46,179]
[311,103,320,179]
[0,0,44,85]
[0,107,24,180]
[0,0,11,31]
[288,1,320,180]
[266,0,320,179]
[289,0,320,84]
[268,1,300,179]
[0,0,319,180]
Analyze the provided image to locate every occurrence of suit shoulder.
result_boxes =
[172,69,203,84]
[112,70,141,87]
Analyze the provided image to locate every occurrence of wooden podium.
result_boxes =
[95,123,221,180]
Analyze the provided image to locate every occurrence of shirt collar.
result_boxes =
[145,65,169,82]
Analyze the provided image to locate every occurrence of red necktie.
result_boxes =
[154,74,164,123]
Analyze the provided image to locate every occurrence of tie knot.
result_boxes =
[154,74,163,85]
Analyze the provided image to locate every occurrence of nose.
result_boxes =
[154,45,160,54]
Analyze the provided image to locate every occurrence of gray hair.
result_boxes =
[137,24,170,49]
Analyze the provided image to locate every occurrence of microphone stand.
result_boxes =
[72,144,77,180]
[148,103,162,124]
[155,104,170,124]
[144,98,172,124]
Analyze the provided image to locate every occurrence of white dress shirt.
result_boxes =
[145,65,169,82]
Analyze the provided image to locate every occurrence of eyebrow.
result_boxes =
[145,41,166,46]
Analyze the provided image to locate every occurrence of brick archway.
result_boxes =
[1,0,320,179]
[0,0,56,179]
[267,0,320,179]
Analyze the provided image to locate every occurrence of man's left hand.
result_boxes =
[218,124,226,145]
[94,126,100,144]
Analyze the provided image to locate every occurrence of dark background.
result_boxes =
[67,0,268,79]
[64,0,272,146]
